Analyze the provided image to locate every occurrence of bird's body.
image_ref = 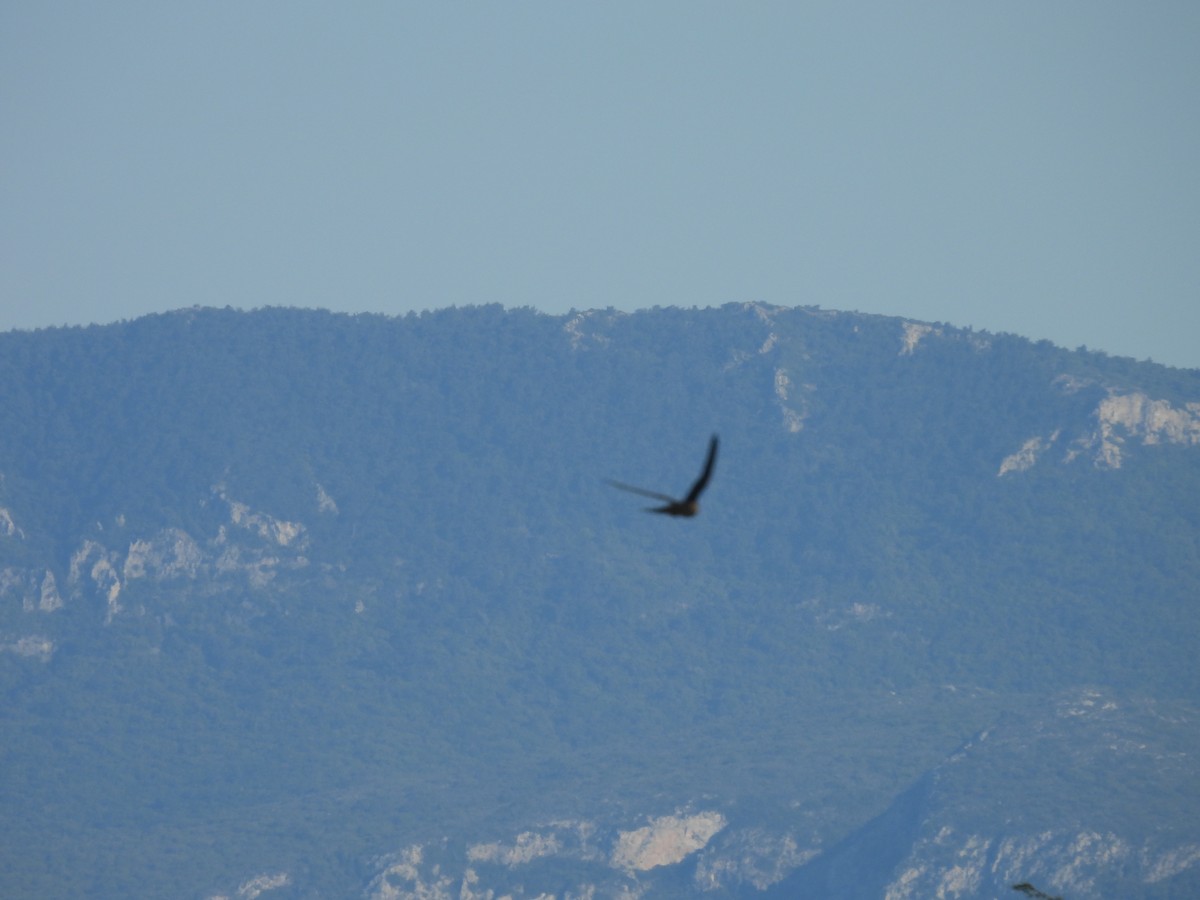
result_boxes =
[607,435,718,517]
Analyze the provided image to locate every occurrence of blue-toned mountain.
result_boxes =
[1,304,1197,898]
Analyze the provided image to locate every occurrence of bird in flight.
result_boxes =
[1011,884,1062,900]
[607,435,719,517]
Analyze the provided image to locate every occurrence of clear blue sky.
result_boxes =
[4,3,1198,368]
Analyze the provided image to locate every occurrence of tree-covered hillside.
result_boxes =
[1,304,1197,898]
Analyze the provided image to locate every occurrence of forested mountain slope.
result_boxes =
[1,304,1197,898]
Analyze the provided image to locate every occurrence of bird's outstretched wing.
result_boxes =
[683,435,719,503]
[1011,884,1062,900]
[604,480,678,504]
[606,435,719,517]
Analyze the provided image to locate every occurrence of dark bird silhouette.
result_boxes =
[1012,883,1063,900]
[607,435,718,517]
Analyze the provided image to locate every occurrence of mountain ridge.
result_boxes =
[1,303,1197,897]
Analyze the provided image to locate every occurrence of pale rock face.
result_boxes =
[0,567,61,612]
[748,301,777,324]
[900,322,940,355]
[2,635,55,662]
[611,811,727,872]
[1057,688,1119,719]
[1089,392,1200,467]
[228,499,305,546]
[694,828,817,891]
[991,831,1059,881]
[124,528,203,581]
[999,390,1200,473]
[356,815,818,897]
[0,507,23,538]
[464,842,501,865]
[39,569,63,612]
[722,304,781,371]
[1098,393,1200,445]
[884,865,926,900]
[997,431,1061,476]
[935,833,991,896]
[468,830,562,866]
[1056,831,1134,895]
[773,368,788,399]
[235,872,291,899]
[214,543,281,588]
[95,558,122,622]
[1143,843,1200,883]
[315,483,339,515]
[884,826,1199,899]
[28,492,314,624]
[214,485,308,548]
[366,845,457,900]
[773,368,808,433]
[719,302,817,429]
[563,309,619,350]
[1054,373,1092,394]
[69,540,122,620]
[205,872,292,900]
[884,827,997,900]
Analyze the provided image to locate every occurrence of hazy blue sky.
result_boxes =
[4,3,1198,367]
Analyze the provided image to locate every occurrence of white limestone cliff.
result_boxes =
[999,390,1200,474]
[610,811,727,872]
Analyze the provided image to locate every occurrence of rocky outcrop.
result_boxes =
[1,633,54,662]
[2,486,317,632]
[997,431,1061,475]
[883,829,1200,899]
[999,389,1200,473]
[0,566,62,613]
[205,871,292,900]
[900,322,940,355]
[769,688,1200,899]
[611,812,726,872]
[0,506,22,539]
[358,810,813,899]
[123,527,204,581]
[1086,391,1200,468]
